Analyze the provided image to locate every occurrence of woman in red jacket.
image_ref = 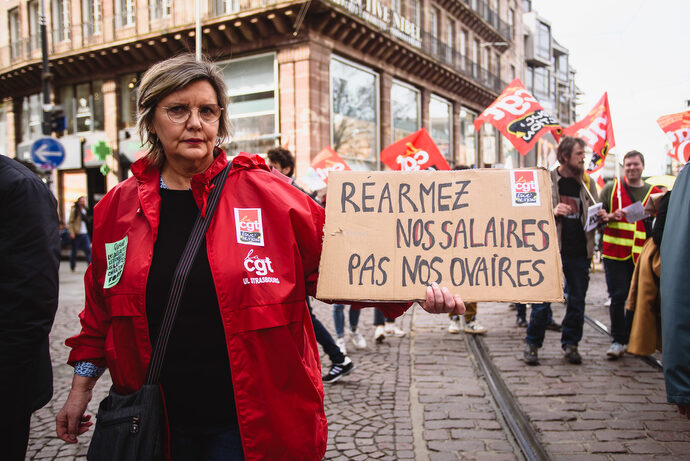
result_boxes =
[55,54,464,461]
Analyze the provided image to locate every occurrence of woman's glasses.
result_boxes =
[160,104,223,124]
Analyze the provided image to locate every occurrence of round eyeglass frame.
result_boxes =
[159,105,223,124]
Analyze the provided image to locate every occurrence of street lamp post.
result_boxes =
[40,0,53,136]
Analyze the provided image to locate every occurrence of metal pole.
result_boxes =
[195,0,201,61]
[40,0,52,135]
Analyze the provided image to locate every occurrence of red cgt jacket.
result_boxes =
[66,152,406,460]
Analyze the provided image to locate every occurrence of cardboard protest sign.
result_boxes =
[563,92,615,173]
[474,79,561,156]
[310,146,351,184]
[380,128,451,171]
[317,169,564,303]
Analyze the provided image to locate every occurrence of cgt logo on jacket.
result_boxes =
[235,208,265,246]
[242,249,280,285]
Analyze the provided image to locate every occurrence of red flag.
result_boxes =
[657,110,690,162]
[474,79,562,156]
[563,93,615,173]
[380,127,450,171]
[310,147,351,184]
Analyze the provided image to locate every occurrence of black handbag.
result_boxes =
[87,165,229,461]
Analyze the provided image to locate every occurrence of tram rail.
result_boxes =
[465,333,551,461]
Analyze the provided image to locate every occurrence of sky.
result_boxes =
[531,0,690,176]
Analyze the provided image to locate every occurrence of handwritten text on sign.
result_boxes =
[316,170,564,303]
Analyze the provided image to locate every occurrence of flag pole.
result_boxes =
[614,152,622,209]
[195,0,201,61]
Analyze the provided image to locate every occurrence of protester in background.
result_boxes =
[448,302,487,334]
[660,165,690,419]
[524,137,598,365]
[597,151,662,358]
[67,196,92,271]
[333,304,366,354]
[374,308,407,343]
[57,55,465,460]
[1,156,60,461]
[265,146,357,383]
[514,303,560,330]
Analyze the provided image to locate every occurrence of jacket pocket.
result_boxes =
[223,300,305,335]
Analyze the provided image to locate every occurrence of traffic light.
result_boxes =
[50,106,66,135]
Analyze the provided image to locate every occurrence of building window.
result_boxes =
[58,81,105,134]
[391,80,420,143]
[429,95,452,162]
[533,67,549,97]
[117,0,135,27]
[9,8,21,60]
[525,65,534,90]
[331,56,379,170]
[221,53,278,157]
[502,135,518,168]
[52,0,70,42]
[411,0,420,25]
[459,107,477,166]
[28,0,40,51]
[472,39,480,77]
[522,0,531,12]
[210,0,239,16]
[459,29,467,71]
[150,0,171,20]
[392,0,402,14]
[83,0,102,36]
[556,54,568,80]
[0,106,8,156]
[536,21,551,60]
[430,7,439,56]
[120,74,140,129]
[510,64,516,81]
[508,8,515,39]
[482,124,498,166]
[21,94,43,141]
[445,17,454,63]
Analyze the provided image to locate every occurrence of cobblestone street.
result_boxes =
[27,261,690,460]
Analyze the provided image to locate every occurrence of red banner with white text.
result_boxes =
[310,146,351,184]
[380,128,451,171]
[657,111,690,162]
[563,92,615,173]
[474,79,561,156]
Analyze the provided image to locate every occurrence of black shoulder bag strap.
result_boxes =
[145,164,230,385]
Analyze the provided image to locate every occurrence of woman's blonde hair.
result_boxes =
[136,53,230,169]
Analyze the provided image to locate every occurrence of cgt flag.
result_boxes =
[310,146,351,184]
[657,110,690,163]
[474,79,561,156]
[380,127,450,171]
[563,92,615,173]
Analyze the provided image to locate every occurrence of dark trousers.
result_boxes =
[170,423,244,461]
[526,254,590,348]
[0,383,32,461]
[604,258,636,344]
[70,233,92,269]
[306,297,345,364]
[373,308,395,326]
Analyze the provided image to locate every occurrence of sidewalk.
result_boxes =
[27,262,690,460]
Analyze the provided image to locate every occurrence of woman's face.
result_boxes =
[152,80,220,171]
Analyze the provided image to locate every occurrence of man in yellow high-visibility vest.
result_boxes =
[598,151,662,359]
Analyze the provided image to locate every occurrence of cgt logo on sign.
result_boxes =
[235,208,265,246]
[396,143,430,171]
[510,170,541,207]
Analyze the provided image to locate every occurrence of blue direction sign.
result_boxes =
[31,137,66,170]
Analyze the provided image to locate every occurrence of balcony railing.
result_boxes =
[459,0,512,40]
[422,31,506,93]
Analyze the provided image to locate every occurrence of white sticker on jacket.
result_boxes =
[235,208,265,246]
[104,236,128,289]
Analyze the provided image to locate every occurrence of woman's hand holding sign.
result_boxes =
[422,282,465,315]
